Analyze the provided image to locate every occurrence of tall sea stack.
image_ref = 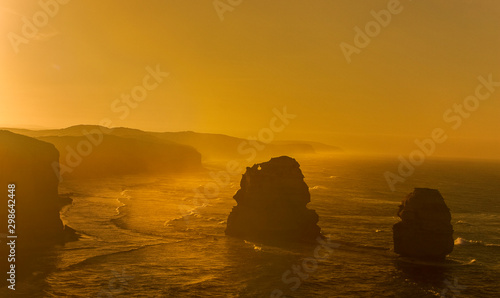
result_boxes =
[225,156,322,243]
[393,188,454,260]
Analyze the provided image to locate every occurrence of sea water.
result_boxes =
[6,155,500,297]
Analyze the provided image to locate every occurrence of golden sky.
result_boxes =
[1,0,499,157]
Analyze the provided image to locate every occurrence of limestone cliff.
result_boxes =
[0,131,68,245]
[0,131,77,284]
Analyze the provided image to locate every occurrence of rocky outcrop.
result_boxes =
[393,188,454,260]
[0,131,71,245]
[225,156,322,243]
[1,131,79,284]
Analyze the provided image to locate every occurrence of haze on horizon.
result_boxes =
[1,0,499,158]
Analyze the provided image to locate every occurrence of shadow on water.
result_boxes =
[394,258,450,285]
[221,235,352,298]
[0,243,62,296]
[393,256,499,297]
[391,257,469,297]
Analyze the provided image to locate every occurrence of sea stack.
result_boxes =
[393,188,454,260]
[225,156,322,243]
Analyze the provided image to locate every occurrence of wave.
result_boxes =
[59,235,213,272]
[163,204,207,227]
[244,240,262,251]
[120,189,132,199]
[309,185,328,190]
[396,257,473,267]
[115,189,133,215]
[355,244,390,252]
[454,237,500,247]
[110,189,218,240]
[59,242,177,271]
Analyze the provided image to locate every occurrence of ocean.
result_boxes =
[7,155,500,297]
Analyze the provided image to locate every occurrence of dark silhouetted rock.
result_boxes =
[0,131,78,284]
[0,131,70,244]
[393,188,454,260]
[225,156,322,243]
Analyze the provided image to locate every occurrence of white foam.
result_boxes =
[309,185,328,190]
[455,237,500,247]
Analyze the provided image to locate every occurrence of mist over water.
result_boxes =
[5,155,499,297]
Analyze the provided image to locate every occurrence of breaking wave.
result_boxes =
[454,237,500,247]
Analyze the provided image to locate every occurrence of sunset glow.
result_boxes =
[1,0,499,158]
[1,1,500,297]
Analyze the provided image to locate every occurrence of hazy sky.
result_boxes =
[1,0,499,156]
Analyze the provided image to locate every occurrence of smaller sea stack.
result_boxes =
[225,156,322,243]
[393,188,454,260]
